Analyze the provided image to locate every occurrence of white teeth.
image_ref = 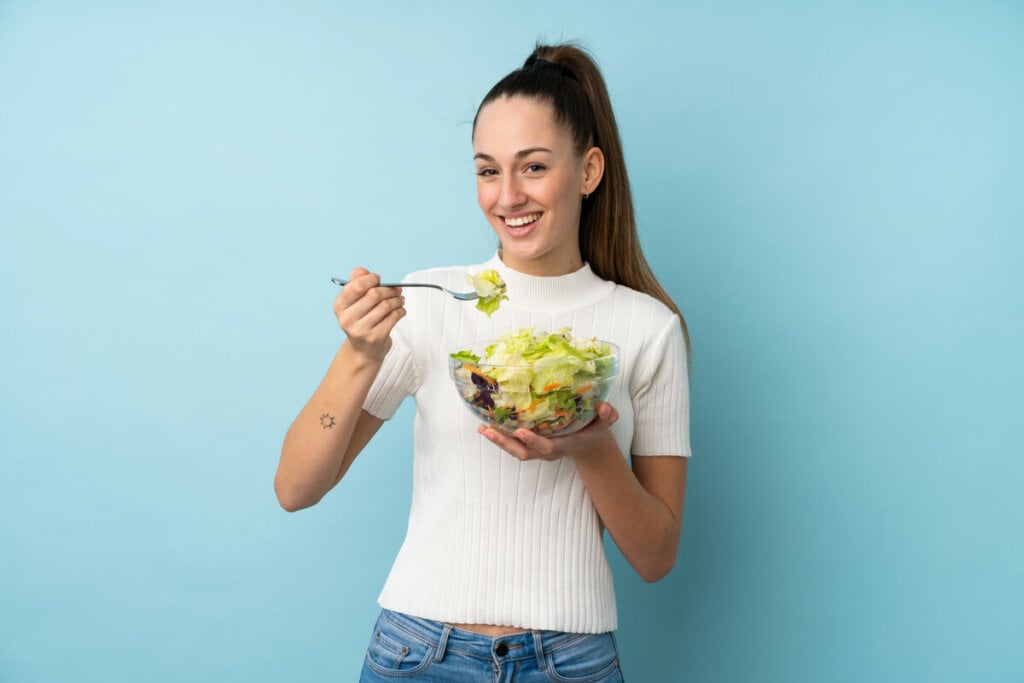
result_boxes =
[505,213,541,227]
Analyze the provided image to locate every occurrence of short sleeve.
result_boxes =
[362,317,420,420]
[630,315,691,457]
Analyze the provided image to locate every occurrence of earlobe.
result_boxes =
[582,146,606,196]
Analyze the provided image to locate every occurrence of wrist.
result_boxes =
[570,432,622,470]
[339,339,388,375]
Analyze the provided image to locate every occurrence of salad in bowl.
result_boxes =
[449,327,619,437]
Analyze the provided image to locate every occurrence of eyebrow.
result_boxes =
[473,147,553,162]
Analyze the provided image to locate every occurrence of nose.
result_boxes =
[498,175,526,209]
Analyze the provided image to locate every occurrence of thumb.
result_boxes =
[596,401,618,426]
[349,266,370,279]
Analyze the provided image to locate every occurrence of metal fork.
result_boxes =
[330,277,480,301]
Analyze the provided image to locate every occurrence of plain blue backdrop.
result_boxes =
[1,2,1021,681]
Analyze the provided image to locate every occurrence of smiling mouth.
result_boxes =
[503,212,542,227]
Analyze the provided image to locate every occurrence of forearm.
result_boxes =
[275,341,383,511]
[573,445,683,582]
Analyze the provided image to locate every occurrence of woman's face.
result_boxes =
[473,95,602,277]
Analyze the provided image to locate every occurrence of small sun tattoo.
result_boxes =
[319,414,336,429]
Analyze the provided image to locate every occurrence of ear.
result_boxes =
[581,146,605,196]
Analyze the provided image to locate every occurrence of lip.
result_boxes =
[500,212,542,238]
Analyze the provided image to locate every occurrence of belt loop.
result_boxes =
[434,624,452,663]
[533,631,546,671]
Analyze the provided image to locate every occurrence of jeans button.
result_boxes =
[495,641,509,657]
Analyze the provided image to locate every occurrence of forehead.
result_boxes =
[473,96,571,153]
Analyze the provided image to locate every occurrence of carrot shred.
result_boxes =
[522,398,544,414]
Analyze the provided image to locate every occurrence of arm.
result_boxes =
[274,267,404,512]
[574,428,687,583]
[275,349,386,511]
[478,403,688,582]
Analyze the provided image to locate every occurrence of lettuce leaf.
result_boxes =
[449,349,481,364]
[466,269,509,317]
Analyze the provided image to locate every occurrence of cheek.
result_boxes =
[476,181,493,209]
[550,182,579,216]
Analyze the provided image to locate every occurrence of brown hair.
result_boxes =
[473,43,690,352]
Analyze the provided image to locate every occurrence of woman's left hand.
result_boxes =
[478,401,619,462]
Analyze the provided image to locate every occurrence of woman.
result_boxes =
[276,43,691,682]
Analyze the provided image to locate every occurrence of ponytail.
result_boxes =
[474,43,690,353]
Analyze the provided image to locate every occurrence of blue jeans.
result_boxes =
[359,609,624,682]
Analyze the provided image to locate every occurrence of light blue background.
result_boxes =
[2,2,1021,681]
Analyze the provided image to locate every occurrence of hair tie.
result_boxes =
[527,56,578,82]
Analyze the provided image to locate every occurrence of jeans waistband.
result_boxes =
[378,609,603,667]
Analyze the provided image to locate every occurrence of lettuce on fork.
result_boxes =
[466,269,508,317]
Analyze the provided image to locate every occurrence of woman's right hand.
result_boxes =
[333,266,406,362]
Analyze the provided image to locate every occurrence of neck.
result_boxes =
[497,250,583,277]
[483,253,614,313]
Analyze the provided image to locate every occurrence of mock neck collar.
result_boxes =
[484,252,615,313]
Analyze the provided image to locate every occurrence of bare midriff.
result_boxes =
[451,623,529,636]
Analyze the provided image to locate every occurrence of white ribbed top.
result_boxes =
[363,254,690,633]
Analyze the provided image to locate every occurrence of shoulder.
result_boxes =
[606,281,680,332]
[601,282,687,376]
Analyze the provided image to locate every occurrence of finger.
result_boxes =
[340,271,382,302]
[511,429,562,461]
[596,401,619,426]
[359,297,407,334]
[340,309,406,357]
[336,280,402,319]
[479,426,531,461]
[339,268,377,302]
[511,429,555,458]
[341,296,406,337]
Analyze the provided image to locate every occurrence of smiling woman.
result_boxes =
[276,42,692,682]
[473,96,604,276]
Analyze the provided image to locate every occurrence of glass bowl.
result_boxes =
[449,339,619,437]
